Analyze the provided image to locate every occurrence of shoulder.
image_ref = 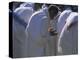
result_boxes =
[60,9,71,17]
[66,12,78,23]
[65,12,78,30]
[14,7,33,13]
[14,7,22,13]
[58,9,72,22]
[62,9,72,14]
[61,10,71,16]
[30,10,46,20]
[28,10,48,26]
[70,12,78,17]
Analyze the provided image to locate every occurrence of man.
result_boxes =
[14,2,34,25]
[12,2,35,58]
[25,4,49,57]
[57,12,78,55]
[57,7,72,36]
[25,5,59,56]
[48,5,60,56]
[56,7,72,55]
[13,11,28,58]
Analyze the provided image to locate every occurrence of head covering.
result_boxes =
[41,4,48,16]
[42,4,47,9]
[20,2,34,8]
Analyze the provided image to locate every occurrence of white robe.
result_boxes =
[12,3,34,57]
[14,6,34,25]
[25,8,50,57]
[58,12,78,55]
[13,13,28,58]
[57,9,72,35]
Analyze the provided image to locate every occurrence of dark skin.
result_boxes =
[48,5,59,36]
[48,27,58,36]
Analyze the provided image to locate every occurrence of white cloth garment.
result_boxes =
[13,13,28,58]
[20,2,34,8]
[42,4,47,9]
[57,9,72,35]
[14,3,34,25]
[57,12,78,55]
[25,8,50,56]
[12,3,34,57]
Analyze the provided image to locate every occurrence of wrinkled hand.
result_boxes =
[48,27,58,36]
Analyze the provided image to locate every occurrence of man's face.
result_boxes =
[49,9,58,20]
[49,10,55,20]
[48,5,59,20]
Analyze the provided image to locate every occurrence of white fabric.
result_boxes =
[57,9,72,35]
[57,12,78,55]
[20,2,34,8]
[14,5,34,24]
[13,15,28,58]
[12,3,34,57]
[42,4,47,9]
[25,8,50,56]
